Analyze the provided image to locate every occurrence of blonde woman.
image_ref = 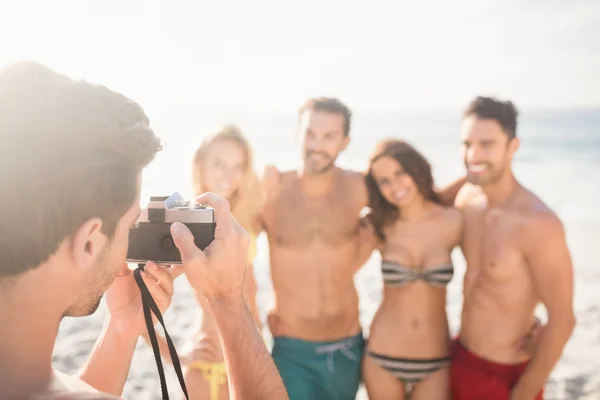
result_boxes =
[144,125,264,400]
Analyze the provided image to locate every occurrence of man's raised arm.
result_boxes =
[172,192,289,400]
[436,176,467,206]
[255,164,280,234]
[354,175,378,272]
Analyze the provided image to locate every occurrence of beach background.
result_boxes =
[53,107,600,399]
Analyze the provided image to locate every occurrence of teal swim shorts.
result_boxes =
[272,332,365,400]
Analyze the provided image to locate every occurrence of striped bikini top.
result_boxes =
[381,259,454,287]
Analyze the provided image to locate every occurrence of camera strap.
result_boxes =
[133,264,189,400]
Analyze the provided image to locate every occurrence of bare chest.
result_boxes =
[264,186,362,247]
[461,207,527,285]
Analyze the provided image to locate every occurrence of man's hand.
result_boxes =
[171,192,250,302]
[359,214,377,245]
[354,214,378,272]
[105,262,184,339]
[78,263,183,395]
[519,317,543,356]
[171,192,288,399]
[436,175,467,206]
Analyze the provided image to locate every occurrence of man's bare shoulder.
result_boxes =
[338,167,368,203]
[279,169,298,181]
[261,165,295,203]
[526,212,565,240]
[513,187,565,243]
[264,165,298,183]
[514,187,557,219]
[341,169,367,188]
[262,164,281,185]
[338,167,364,182]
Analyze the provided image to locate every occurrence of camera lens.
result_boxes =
[158,234,175,253]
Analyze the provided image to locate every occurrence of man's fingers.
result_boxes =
[144,262,175,296]
[171,222,207,267]
[195,192,233,233]
[529,318,541,337]
[168,264,185,280]
[141,271,170,305]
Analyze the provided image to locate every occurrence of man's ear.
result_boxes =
[508,137,520,159]
[341,135,350,152]
[70,218,106,270]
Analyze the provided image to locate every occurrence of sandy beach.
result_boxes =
[53,109,600,399]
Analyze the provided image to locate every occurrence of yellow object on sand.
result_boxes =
[189,361,228,400]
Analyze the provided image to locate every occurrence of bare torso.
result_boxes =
[457,183,547,363]
[261,167,368,341]
[368,205,461,358]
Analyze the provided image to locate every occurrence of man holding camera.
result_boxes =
[0,61,287,400]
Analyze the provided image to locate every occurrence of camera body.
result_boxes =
[126,192,216,264]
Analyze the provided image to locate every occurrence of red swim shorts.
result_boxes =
[450,339,544,400]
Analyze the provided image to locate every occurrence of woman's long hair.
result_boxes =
[191,125,263,234]
[365,139,440,241]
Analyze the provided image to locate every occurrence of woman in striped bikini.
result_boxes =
[144,125,264,400]
[362,138,462,400]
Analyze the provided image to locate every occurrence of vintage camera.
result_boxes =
[126,192,216,264]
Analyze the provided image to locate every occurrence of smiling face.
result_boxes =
[462,116,519,185]
[370,155,422,208]
[201,138,247,199]
[300,109,349,174]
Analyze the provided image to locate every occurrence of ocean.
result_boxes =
[54,108,600,399]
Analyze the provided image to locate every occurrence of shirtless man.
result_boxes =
[0,61,287,400]
[260,97,377,400]
[448,96,576,400]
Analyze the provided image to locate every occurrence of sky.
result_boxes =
[0,0,599,118]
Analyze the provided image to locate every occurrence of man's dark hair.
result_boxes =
[463,96,519,139]
[0,61,162,278]
[298,97,352,136]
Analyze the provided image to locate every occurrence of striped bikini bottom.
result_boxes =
[368,350,451,384]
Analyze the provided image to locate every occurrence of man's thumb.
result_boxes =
[171,222,201,263]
